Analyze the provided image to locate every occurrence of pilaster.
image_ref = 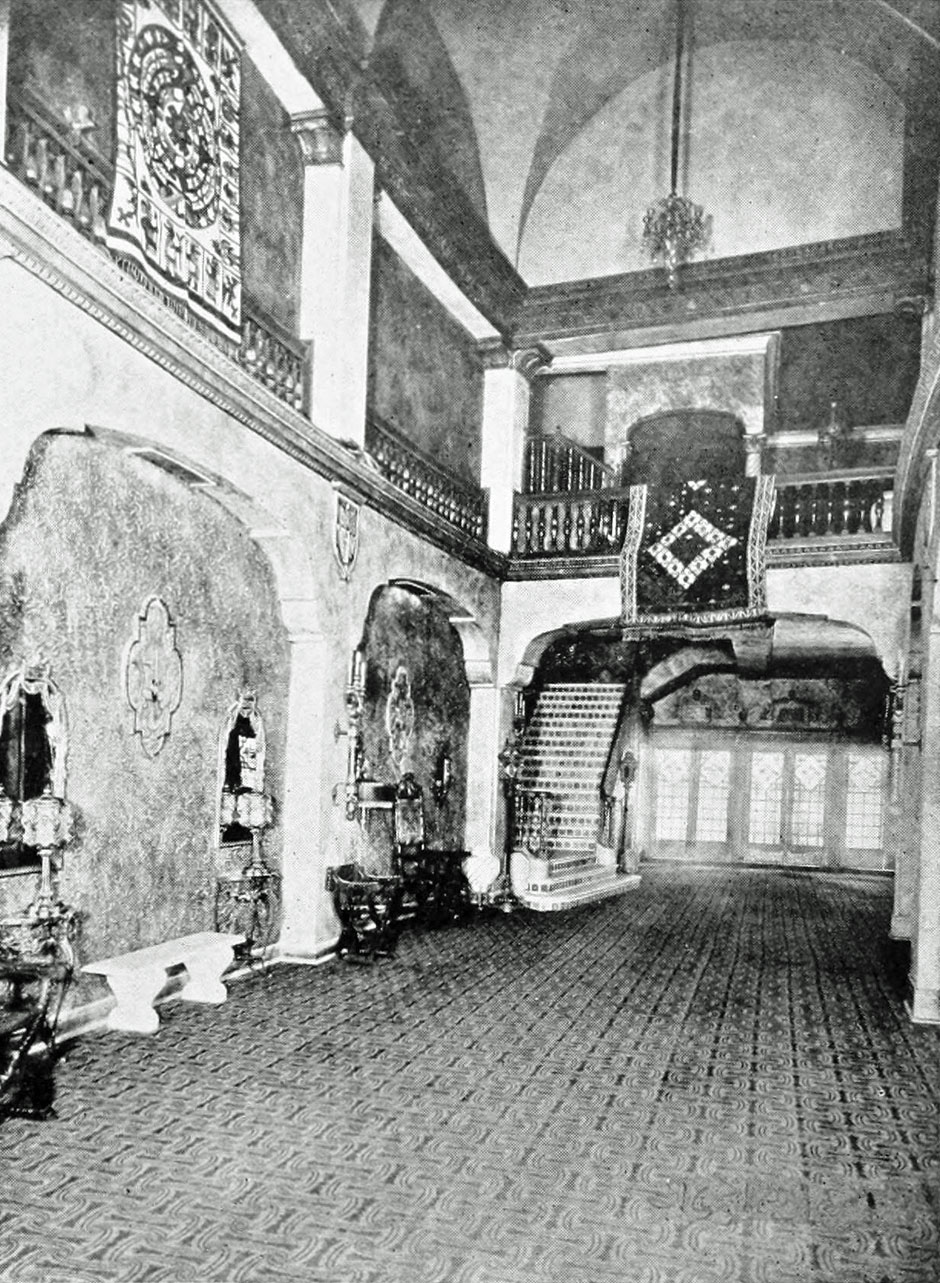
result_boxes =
[479,342,547,553]
[293,111,374,448]
[909,608,940,1024]
[275,614,332,959]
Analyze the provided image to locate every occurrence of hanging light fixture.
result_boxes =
[642,0,710,287]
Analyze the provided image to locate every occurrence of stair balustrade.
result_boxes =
[366,416,488,541]
[513,787,556,859]
[523,433,617,495]
[5,87,112,245]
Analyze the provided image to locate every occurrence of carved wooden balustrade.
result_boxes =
[4,89,308,414]
[513,487,631,557]
[512,470,895,559]
[366,416,488,541]
[4,87,112,245]
[513,787,555,859]
[766,468,893,541]
[523,432,618,495]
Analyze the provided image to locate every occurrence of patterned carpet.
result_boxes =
[1,867,937,1283]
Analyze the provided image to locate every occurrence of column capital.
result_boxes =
[478,339,550,378]
[290,109,345,166]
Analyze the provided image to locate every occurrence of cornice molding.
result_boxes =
[515,231,933,353]
[0,169,505,579]
[505,538,902,581]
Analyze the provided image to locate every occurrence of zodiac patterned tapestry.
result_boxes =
[620,475,776,629]
[107,0,242,340]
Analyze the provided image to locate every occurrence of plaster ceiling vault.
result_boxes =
[316,0,940,289]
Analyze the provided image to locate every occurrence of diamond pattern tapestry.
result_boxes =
[107,0,242,340]
[620,475,776,628]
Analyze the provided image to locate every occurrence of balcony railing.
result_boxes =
[5,88,308,414]
[513,487,630,557]
[366,417,488,541]
[512,470,894,560]
[767,468,893,541]
[523,432,617,494]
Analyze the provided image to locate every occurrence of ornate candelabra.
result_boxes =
[19,786,74,920]
[338,648,367,821]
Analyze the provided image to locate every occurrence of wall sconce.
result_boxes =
[817,400,852,465]
[432,747,452,806]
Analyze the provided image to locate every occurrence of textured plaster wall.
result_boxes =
[359,586,470,857]
[8,0,114,151]
[0,434,290,994]
[520,42,903,285]
[775,315,921,437]
[368,236,483,485]
[606,354,763,470]
[0,259,501,955]
[240,57,304,334]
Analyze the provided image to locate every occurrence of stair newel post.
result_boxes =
[490,689,526,911]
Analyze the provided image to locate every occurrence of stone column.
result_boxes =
[910,610,940,1024]
[292,110,374,448]
[274,605,331,960]
[479,344,546,554]
[462,680,508,897]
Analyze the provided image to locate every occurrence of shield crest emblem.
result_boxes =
[333,491,360,582]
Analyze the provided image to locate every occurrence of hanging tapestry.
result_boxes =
[620,475,776,629]
[107,0,241,340]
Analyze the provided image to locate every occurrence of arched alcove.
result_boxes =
[0,429,319,964]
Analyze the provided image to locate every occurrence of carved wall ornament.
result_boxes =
[332,489,361,582]
[124,597,183,758]
[385,665,415,775]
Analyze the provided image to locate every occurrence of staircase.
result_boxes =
[512,682,641,910]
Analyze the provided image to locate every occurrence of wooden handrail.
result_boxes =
[523,432,617,494]
[366,415,488,541]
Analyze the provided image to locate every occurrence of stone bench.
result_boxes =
[83,931,244,1034]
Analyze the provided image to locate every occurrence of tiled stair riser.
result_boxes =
[517,683,636,906]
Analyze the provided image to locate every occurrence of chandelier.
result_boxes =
[643,0,710,288]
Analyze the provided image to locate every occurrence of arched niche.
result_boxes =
[0,659,67,873]
[217,691,268,851]
[624,409,745,487]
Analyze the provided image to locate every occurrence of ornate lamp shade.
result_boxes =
[233,788,272,832]
[21,788,73,850]
[0,785,14,843]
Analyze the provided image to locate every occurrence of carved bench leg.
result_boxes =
[179,942,236,1005]
[104,968,165,1034]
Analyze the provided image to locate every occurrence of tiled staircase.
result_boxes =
[512,682,641,910]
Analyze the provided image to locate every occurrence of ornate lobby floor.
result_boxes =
[1,866,937,1283]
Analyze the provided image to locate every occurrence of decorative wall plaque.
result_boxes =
[333,491,360,582]
[385,665,415,775]
[124,597,183,758]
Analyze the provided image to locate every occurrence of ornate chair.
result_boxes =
[393,774,471,927]
[328,863,403,962]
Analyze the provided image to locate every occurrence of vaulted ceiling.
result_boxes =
[258,0,940,328]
